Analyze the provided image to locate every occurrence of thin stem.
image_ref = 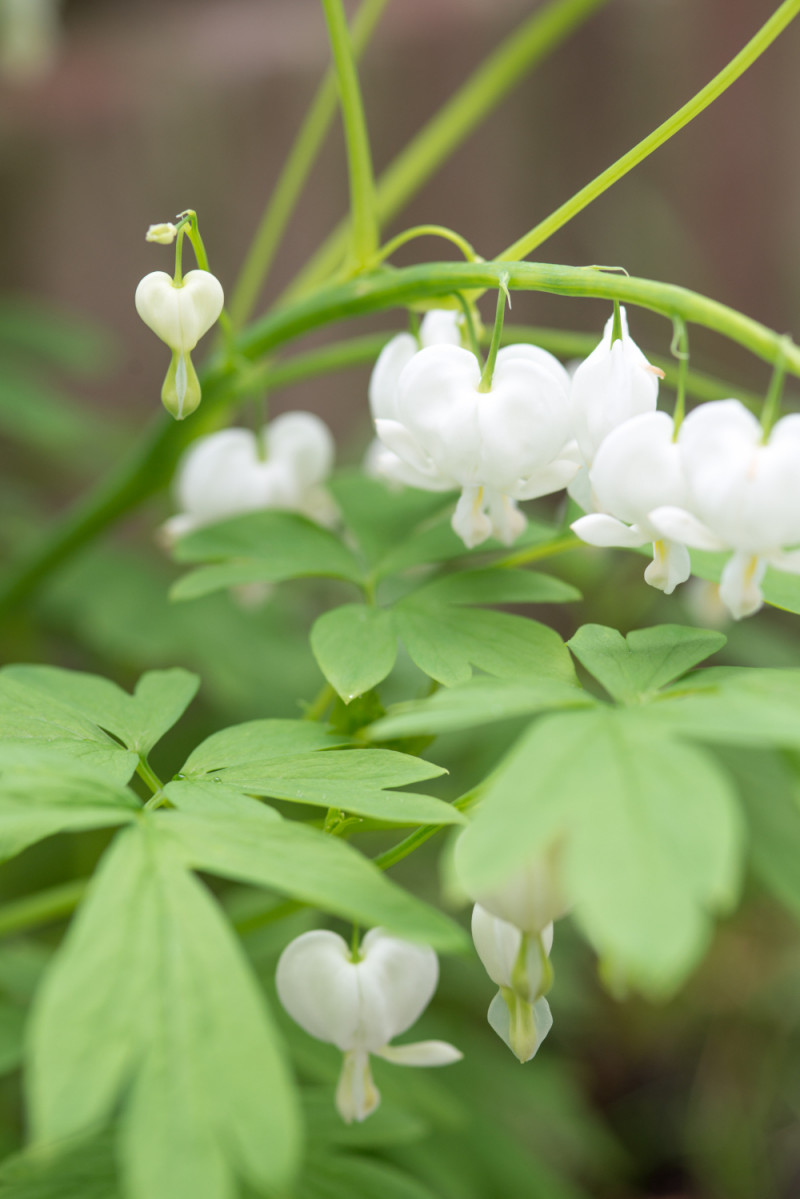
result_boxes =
[500,0,800,261]
[320,0,379,268]
[494,534,580,570]
[373,788,482,872]
[671,317,689,436]
[479,276,509,391]
[610,300,623,345]
[371,224,479,267]
[173,226,187,285]
[304,681,336,722]
[454,293,482,359]
[0,879,89,939]
[282,0,611,300]
[229,0,388,328]
[761,338,790,438]
[136,756,165,796]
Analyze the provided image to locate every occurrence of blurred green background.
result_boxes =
[2,2,800,1196]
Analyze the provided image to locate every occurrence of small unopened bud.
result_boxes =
[146,222,178,245]
[162,349,201,421]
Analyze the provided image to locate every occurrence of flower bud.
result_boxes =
[146,222,178,244]
[161,349,201,421]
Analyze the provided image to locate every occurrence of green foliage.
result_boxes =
[567,623,727,703]
[311,604,398,700]
[27,823,301,1199]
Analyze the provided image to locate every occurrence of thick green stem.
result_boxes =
[2,261,797,617]
[320,0,379,268]
[500,0,800,261]
[229,0,388,328]
[282,0,611,300]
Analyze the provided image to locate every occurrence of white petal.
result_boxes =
[419,309,463,347]
[477,354,571,490]
[648,506,726,551]
[588,411,686,528]
[513,458,580,501]
[395,345,482,483]
[487,991,553,1063]
[368,332,417,421]
[486,491,527,546]
[356,929,440,1047]
[373,419,453,488]
[172,428,284,527]
[266,411,334,491]
[373,1040,462,1066]
[571,513,649,549]
[643,540,691,595]
[718,551,767,620]
[569,307,658,465]
[451,486,493,548]
[275,929,362,1050]
[335,1048,380,1123]
[471,905,554,996]
[767,548,800,574]
[135,269,223,352]
[471,851,568,934]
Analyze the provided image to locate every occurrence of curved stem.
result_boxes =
[500,0,800,261]
[320,0,379,268]
[282,0,611,301]
[3,260,798,617]
[229,0,388,328]
[371,224,479,267]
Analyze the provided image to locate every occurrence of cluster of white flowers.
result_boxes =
[276,928,461,1123]
[368,304,796,620]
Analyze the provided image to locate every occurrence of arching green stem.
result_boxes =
[320,0,379,268]
[229,0,388,328]
[499,0,800,262]
[671,317,689,437]
[479,276,510,391]
[761,338,790,439]
[371,224,479,267]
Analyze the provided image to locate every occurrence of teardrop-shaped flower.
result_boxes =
[571,410,691,595]
[570,306,660,471]
[276,928,461,1123]
[162,410,336,542]
[650,399,800,618]
[375,343,578,548]
[468,846,570,935]
[471,906,554,1063]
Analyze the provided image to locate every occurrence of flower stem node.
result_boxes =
[276,927,461,1123]
[135,268,224,420]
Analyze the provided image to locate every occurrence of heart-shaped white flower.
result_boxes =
[135,269,224,352]
[471,906,554,1063]
[162,411,336,542]
[276,928,461,1122]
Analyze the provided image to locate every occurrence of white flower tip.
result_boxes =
[374,1040,462,1067]
[146,222,178,244]
[336,1049,381,1123]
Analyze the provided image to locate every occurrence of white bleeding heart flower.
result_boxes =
[367,309,464,491]
[649,399,800,619]
[567,307,660,510]
[135,268,224,419]
[276,928,461,1123]
[162,410,336,543]
[374,343,578,548]
[471,906,554,1063]
[571,410,691,595]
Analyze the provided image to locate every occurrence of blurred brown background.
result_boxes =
[1,0,798,446]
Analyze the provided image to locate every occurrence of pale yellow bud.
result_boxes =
[145,222,178,245]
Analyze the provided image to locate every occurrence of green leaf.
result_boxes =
[1,665,199,756]
[311,604,398,700]
[567,624,727,703]
[171,510,364,586]
[329,472,453,567]
[374,512,561,580]
[0,673,136,783]
[651,667,800,748]
[164,779,283,823]
[721,747,800,920]
[0,744,138,863]
[409,567,580,606]
[0,998,25,1075]
[456,707,743,995]
[370,677,593,739]
[28,822,301,1199]
[395,602,576,688]
[304,1152,440,1199]
[181,718,346,775]
[0,1133,120,1199]
[161,809,466,951]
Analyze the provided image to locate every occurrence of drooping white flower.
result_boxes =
[471,906,554,1063]
[374,343,578,548]
[568,307,660,510]
[571,410,691,595]
[135,269,224,419]
[366,309,464,491]
[276,928,461,1123]
[162,410,336,542]
[650,399,800,619]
